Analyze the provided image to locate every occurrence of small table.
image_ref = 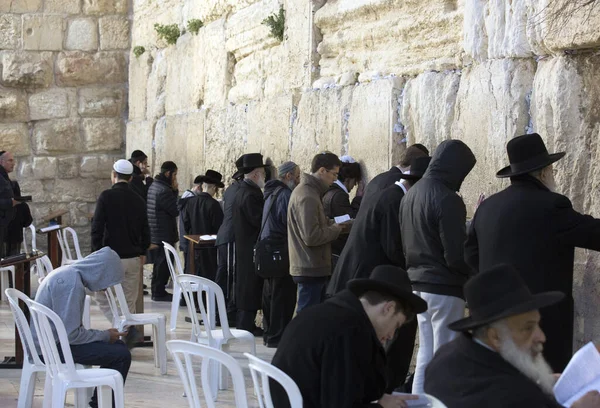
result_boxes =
[183,235,216,274]
[0,252,45,369]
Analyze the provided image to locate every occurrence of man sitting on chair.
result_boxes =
[33,247,131,408]
[271,265,427,408]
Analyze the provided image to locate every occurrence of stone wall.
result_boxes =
[0,0,130,251]
[126,0,600,347]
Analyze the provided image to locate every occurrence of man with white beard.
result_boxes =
[424,264,600,408]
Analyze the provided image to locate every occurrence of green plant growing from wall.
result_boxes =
[133,46,146,58]
[262,5,285,42]
[187,19,204,35]
[154,23,181,45]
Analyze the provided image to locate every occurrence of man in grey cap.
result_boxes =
[91,159,151,344]
[259,161,300,347]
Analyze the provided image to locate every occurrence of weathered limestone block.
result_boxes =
[80,155,114,178]
[17,180,45,203]
[291,86,353,171]
[52,179,98,202]
[29,88,76,120]
[132,0,183,48]
[400,71,461,149]
[146,50,167,120]
[56,51,127,86]
[0,89,28,122]
[66,18,99,51]
[45,0,80,13]
[202,19,230,107]
[22,15,64,51]
[0,123,30,156]
[99,16,130,50]
[82,118,123,151]
[128,52,152,120]
[0,15,21,50]
[1,51,53,88]
[32,157,57,180]
[33,119,81,154]
[165,35,204,115]
[0,0,42,13]
[203,106,247,179]
[451,59,535,212]
[83,0,128,15]
[78,87,125,117]
[315,0,465,77]
[126,120,154,170]
[181,0,261,24]
[18,158,33,179]
[57,156,80,179]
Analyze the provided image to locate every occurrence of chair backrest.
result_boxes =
[166,340,248,408]
[58,227,84,265]
[5,288,44,367]
[245,353,303,408]
[22,224,36,253]
[36,255,54,282]
[104,284,132,330]
[424,393,448,408]
[162,241,184,283]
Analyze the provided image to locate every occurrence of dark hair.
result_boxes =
[130,150,148,162]
[311,152,341,173]
[338,162,362,183]
[360,290,415,322]
[399,144,429,168]
[115,172,132,181]
[160,161,178,174]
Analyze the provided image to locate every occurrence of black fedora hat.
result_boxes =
[448,264,564,332]
[194,170,224,188]
[400,156,431,181]
[496,133,565,178]
[237,153,268,174]
[347,265,428,314]
[232,156,245,180]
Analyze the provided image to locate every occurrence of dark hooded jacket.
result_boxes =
[0,166,15,227]
[215,180,242,246]
[399,140,476,298]
[147,174,179,245]
[260,179,292,241]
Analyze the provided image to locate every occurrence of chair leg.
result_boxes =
[83,296,91,329]
[97,385,113,408]
[75,387,90,408]
[0,272,8,302]
[51,384,67,408]
[209,359,220,401]
[170,285,181,331]
[17,363,37,408]
[42,375,53,408]
[157,318,167,375]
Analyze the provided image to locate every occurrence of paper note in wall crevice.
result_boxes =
[334,214,351,224]
[554,342,600,407]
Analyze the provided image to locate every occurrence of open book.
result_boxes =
[199,234,217,241]
[554,342,600,407]
[391,393,431,407]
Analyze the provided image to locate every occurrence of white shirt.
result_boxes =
[394,180,408,195]
[473,337,496,352]
[334,179,349,194]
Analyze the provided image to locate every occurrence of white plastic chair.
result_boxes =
[0,265,15,302]
[166,340,248,408]
[424,393,448,408]
[245,353,303,408]
[105,283,167,375]
[22,224,36,253]
[29,299,124,408]
[57,227,84,266]
[5,288,91,408]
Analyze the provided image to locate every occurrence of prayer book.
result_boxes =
[334,214,351,224]
[199,234,217,241]
[39,225,61,233]
[554,342,600,407]
[392,392,431,407]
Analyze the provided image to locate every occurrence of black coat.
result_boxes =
[362,166,404,203]
[91,182,150,258]
[260,179,292,241]
[323,183,361,255]
[147,175,179,245]
[6,181,32,244]
[328,184,406,295]
[0,167,15,227]
[232,180,264,310]
[182,192,224,280]
[177,190,196,253]
[399,140,476,299]
[271,290,386,408]
[465,175,600,371]
[128,161,153,201]
[425,334,562,408]
[215,180,241,246]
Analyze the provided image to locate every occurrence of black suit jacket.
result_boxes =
[362,166,404,203]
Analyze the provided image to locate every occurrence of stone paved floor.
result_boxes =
[0,274,275,407]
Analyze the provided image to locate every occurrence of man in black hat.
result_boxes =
[270,265,427,408]
[231,153,268,333]
[181,170,225,280]
[327,155,431,392]
[424,264,600,408]
[465,133,600,372]
[177,175,204,274]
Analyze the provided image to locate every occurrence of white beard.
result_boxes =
[497,330,556,396]
[256,177,266,189]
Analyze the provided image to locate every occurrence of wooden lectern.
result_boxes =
[39,210,68,268]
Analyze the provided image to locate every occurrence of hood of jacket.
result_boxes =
[74,247,123,291]
[302,173,330,196]
[423,140,476,191]
[264,179,289,199]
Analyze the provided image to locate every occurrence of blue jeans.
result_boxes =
[295,280,326,313]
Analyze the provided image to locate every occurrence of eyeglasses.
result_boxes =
[326,169,339,178]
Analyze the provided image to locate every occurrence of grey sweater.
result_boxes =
[33,247,123,346]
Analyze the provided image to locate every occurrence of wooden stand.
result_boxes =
[40,210,68,268]
[183,235,216,274]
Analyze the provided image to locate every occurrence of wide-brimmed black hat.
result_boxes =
[449,264,564,332]
[235,153,268,175]
[400,156,431,181]
[194,170,224,188]
[347,265,428,314]
[496,133,565,178]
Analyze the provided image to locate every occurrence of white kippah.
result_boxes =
[113,159,134,175]
[340,155,356,163]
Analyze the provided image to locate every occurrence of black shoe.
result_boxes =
[143,290,149,296]
[152,293,173,302]
[143,284,148,289]
[266,342,278,349]
[125,327,143,349]
[253,327,264,337]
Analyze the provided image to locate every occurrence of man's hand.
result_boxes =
[378,393,419,408]
[12,199,19,207]
[356,179,366,197]
[107,328,128,344]
[572,391,600,408]
[474,193,485,213]
[148,244,159,250]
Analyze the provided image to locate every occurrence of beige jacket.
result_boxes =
[287,173,341,277]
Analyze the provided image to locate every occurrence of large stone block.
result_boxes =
[57,156,80,179]
[132,0,183,48]
[78,87,125,117]
[400,71,461,149]
[0,89,28,122]
[56,51,127,86]
[1,51,53,88]
[83,0,128,15]
[82,118,123,151]
[51,179,98,202]
[29,89,76,120]
[165,35,204,115]
[22,15,64,51]
[17,180,45,204]
[33,119,81,154]
[203,106,247,179]
[128,52,152,120]
[0,0,42,13]
[45,0,80,13]
[126,120,154,170]
[80,154,114,178]
[0,123,30,156]
[202,18,230,108]
[451,58,536,213]
[66,18,99,51]
[32,157,57,180]
[146,50,167,120]
[0,15,21,50]
[99,16,130,50]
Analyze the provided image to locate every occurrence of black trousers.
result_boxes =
[236,310,257,332]
[385,318,418,392]
[216,243,237,321]
[262,275,297,346]
[0,226,6,258]
[151,244,171,297]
